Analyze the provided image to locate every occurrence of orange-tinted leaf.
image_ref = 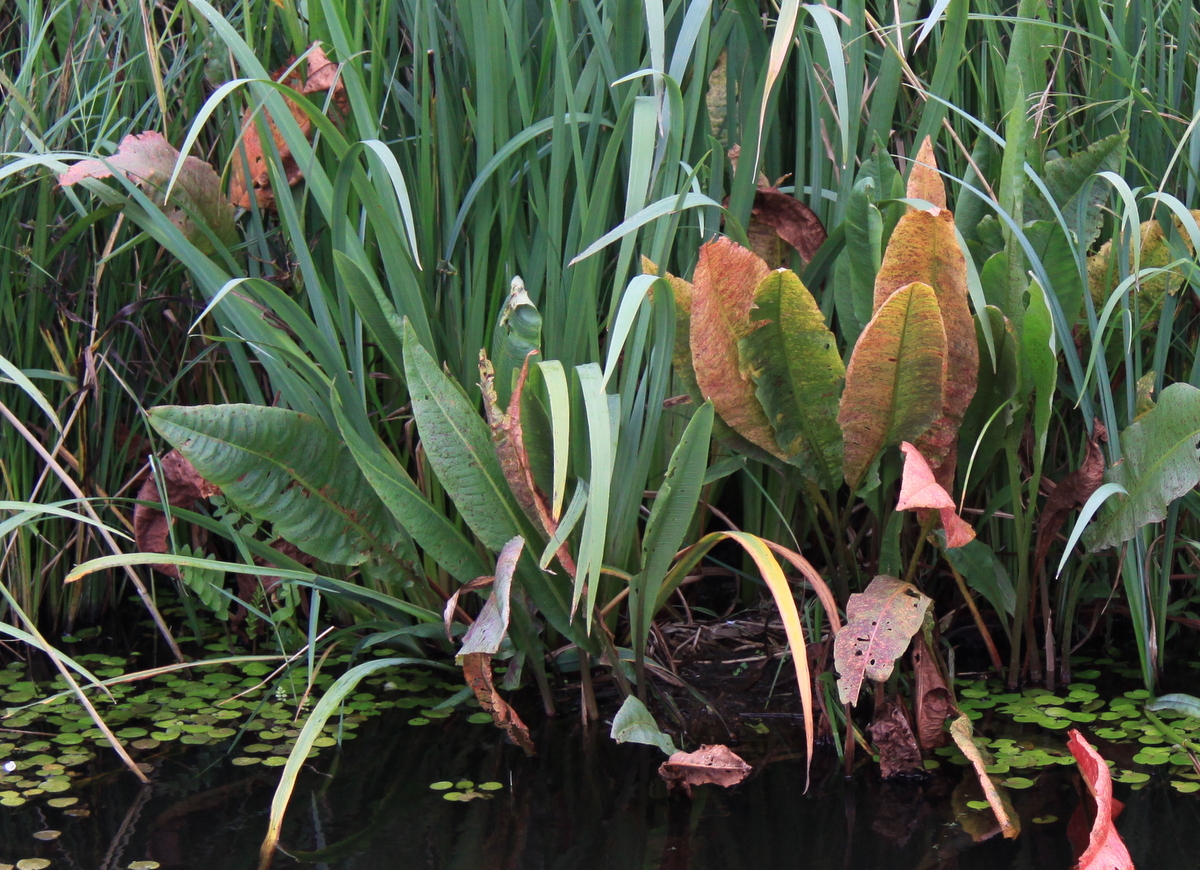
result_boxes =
[462,651,535,755]
[1066,729,1134,869]
[481,352,552,534]
[658,744,751,796]
[690,238,780,458]
[59,131,236,253]
[839,282,946,490]
[834,575,931,706]
[906,135,946,209]
[897,442,976,548]
[874,208,977,474]
[133,449,221,579]
[949,714,1020,839]
[229,43,349,209]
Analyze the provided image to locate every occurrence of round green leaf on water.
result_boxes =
[32,830,60,841]
[261,756,287,767]
[966,800,990,810]
[430,781,453,790]
[1172,781,1200,793]
[1114,771,1150,783]
[51,733,84,746]
[17,859,52,870]
[478,782,503,791]
[467,713,492,724]
[408,718,430,726]
[455,780,474,789]
[47,797,77,808]
[231,757,260,766]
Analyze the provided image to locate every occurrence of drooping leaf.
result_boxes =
[834,575,932,706]
[896,442,975,548]
[741,269,844,487]
[950,714,1020,839]
[134,449,221,579]
[689,238,779,457]
[838,282,947,490]
[906,135,946,209]
[874,207,978,475]
[59,131,236,253]
[458,537,523,657]
[611,695,678,756]
[658,744,751,796]
[403,320,525,552]
[148,405,408,567]
[1066,729,1134,869]
[869,699,924,778]
[1085,383,1200,551]
[490,277,542,408]
[229,43,349,209]
[746,188,827,268]
[462,652,535,755]
[481,353,550,534]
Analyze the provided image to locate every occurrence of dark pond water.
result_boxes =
[2,708,1199,870]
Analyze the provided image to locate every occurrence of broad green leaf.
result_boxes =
[59,131,236,254]
[631,403,713,667]
[1146,693,1200,718]
[148,404,408,566]
[330,391,488,585]
[1085,383,1200,551]
[875,207,978,472]
[741,270,844,488]
[943,538,1015,622]
[1024,131,1126,250]
[611,695,678,756]
[402,320,525,552]
[1024,220,1084,332]
[689,238,779,458]
[838,282,947,490]
[490,278,542,408]
[834,575,932,706]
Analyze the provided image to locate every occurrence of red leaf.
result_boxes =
[896,442,976,548]
[1066,729,1135,870]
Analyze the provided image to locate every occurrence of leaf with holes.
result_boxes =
[834,575,932,706]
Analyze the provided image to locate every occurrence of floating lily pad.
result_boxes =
[430,781,454,790]
[231,757,260,766]
[1172,781,1200,793]
[46,797,77,808]
[17,859,52,870]
[32,830,60,840]
[1032,815,1058,824]
[478,782,503,791]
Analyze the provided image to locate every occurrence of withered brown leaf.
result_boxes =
[658,744,752,796]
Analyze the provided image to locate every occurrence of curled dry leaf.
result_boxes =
[133,449,221,579]
[658,744,751,797]
[912,632,954,751]
[897,441,975,548]
[870,699,924,779]
[229,43,349,209]
[59,131,236,254]
[1066,729,1134,870]
[727,145,827,268]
